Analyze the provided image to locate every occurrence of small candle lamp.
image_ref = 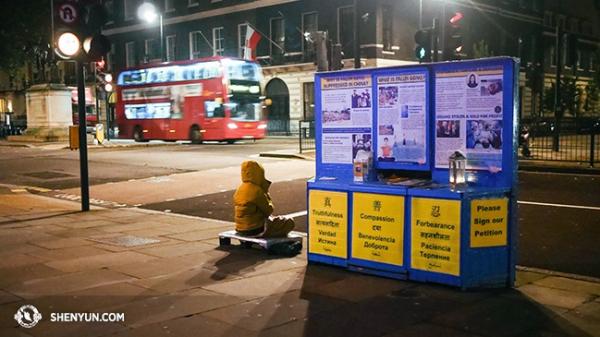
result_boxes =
[449,151,467,189]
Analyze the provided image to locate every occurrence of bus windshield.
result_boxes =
[222,59,261,82]
[226,96,262,121]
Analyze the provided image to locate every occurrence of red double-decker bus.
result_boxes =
[115,57,267,143]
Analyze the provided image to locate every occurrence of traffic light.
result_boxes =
[53,0,111,61]
[330,43,344,71]
[443,11,464,61]
[95,59,113,92]
[414,29,432,62]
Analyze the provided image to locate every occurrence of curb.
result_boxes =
[259,152,314,160]
[518,161,600,175]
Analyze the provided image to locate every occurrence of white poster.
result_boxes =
[321,75,373,164]
[435,68,503,171]
[376,73,427,164]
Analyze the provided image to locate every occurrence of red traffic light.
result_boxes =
[449,12,464,25]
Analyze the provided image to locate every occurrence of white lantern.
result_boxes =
[449,151,467,189]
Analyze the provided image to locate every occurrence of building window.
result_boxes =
[189,31,203,59]
[238,23,248,58]
[104,0,114,24]
[543,11,553,27]
[338,6,354,57]
[568,18,579,33]
[302,12,318,54]
[212,27,224,56]
[590,54,596,72]
[270,17,285,57]
[549,45,556,67]
[124,0,140,20]
[166,35,176,61]
[303,82,315,120]
[125,41,136,67]
[577,50,582,70]
[106,43,115,71]
[556,15,566,29]
[381,4,393,51]
[188,0,198,7]
[144,38,160,62]
[165,0,175,12]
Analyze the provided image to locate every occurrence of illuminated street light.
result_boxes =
[137,2,164,61]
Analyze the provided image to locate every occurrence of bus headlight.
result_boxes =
[227,122,238,129]
[257,124,267,129]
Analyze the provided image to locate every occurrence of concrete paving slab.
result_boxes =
[5,269,136,299]
[0,253,48,269]
[131,266,240,294]
[572,301,600,321]
[134,241,215,258]
[0,289,21,305]
[382,323,485,337]
[107,251,222,279]
[303,272,412,303]
[29,237,94,249]
[109,314,257,337]
[431,295,578,337]
[0,263,64,288]
[555,310,600,337]
[202,270,306,299]
[111,288,246,328]
[166,227,228,242]
[43,251,158,273]
[26,246,109,261]
[203,289,349,332]
[25,321,127,337]
[516,270,549,287]
[519,284,594,310]
[534,276,600,296]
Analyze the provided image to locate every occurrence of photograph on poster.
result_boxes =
[436,120,460,138]
[378,86,399,107]
[352,134,372,160]
[401,105,409,118]
[351,89,372,108]
[467,120,502,150]
[379,124,394,135]
[323,108,351,124]
[480,79,503,96]
[466,73,479,88]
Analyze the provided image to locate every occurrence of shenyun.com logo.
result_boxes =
[14,305,42,328]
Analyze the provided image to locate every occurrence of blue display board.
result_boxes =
[308,57,519,289]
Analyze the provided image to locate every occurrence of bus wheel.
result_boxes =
[226,139,236,144]
[133,126,147,142]
[190,126,203,144]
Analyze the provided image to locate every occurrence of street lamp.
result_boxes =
[137,2,164,61]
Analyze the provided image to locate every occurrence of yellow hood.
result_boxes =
[241,160,271,191]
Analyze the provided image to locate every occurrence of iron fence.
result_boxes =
[299,120,315,153]
[267,119,291,136]
[520,117,600,166]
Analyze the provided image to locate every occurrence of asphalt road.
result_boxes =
[1,142,599,278]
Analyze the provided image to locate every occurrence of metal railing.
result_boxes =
[520,117,600,166]
[267,119,291,136]
[299,120,315,153]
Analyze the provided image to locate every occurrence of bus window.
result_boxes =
[226,98,261,121]
[205,101,225,118]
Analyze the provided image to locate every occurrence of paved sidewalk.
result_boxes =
[0,191,598,337]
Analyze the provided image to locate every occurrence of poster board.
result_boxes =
[373,68,430,171]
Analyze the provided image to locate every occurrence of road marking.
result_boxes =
[284,210,308,218]
[518,200,600,211]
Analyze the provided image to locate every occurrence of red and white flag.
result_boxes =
[243,25,261,60]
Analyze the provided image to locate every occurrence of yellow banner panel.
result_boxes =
[411,198,461,276]
[352,193,404,266]
[309,190,348,258]
[470,198,508,248]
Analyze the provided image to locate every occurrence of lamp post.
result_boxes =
[137,2,164,61]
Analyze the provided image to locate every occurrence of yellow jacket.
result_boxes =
[233,161,273,232]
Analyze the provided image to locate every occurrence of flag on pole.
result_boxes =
[243,25,261,60]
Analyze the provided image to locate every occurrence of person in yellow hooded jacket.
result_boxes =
[233,160,295,238]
